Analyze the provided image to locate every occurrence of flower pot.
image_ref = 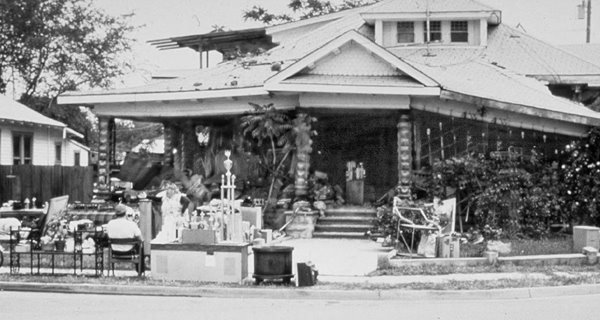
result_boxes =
[54,240,66,252]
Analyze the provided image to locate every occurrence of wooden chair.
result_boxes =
[107,238,144,276]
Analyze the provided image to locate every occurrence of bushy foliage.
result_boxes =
[427,152,565,239]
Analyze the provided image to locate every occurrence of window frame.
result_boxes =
[74,151,81,167]
[12,131,33,165]
[396,21,415,44]
[451,20,469,43]
[55,142,62,165]
[423,20,442,42]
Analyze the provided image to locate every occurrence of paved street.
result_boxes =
[1,291,598,320]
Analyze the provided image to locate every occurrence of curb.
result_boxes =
[2,281,600,301]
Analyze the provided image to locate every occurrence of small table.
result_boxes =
[0,208,45,220]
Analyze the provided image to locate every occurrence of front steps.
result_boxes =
[312,207,376,239]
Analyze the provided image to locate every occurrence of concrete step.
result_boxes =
[315,224,372,233]
[312,231,368,239]
[318,216,374,225]
[324,207,377,217]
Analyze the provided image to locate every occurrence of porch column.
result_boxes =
[293,113,313,208]
[396,114,412,199]
[182,120,198,172]
[97,116,113,198]
[163,122,175,168]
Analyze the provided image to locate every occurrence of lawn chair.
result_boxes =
[392,197,441,257]
[107,238,145,276]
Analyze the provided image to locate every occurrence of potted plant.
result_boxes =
[42,217,69,251]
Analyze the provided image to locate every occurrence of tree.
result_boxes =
[243,0,379,25]
[0,0,135,145]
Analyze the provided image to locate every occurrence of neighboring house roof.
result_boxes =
[67,138,91,152]
[0,94,66,128]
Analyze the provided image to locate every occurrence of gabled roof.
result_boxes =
[266,30,439,94]
[0,94,66,128]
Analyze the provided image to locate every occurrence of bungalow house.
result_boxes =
[58,0,600,237]
[0,95,89,167]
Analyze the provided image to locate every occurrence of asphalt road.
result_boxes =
[0,291,598,320]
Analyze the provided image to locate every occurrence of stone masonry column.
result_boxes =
[293,113,313,209]
[396,114,412,199]
[97,116,113,198]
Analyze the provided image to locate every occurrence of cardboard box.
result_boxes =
[573,226,600,251]
[181,229,217,245]
[436,235,460,258]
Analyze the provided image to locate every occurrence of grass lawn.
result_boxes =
[460,234,573,258]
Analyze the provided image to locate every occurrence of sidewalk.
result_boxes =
[1,238,600,300]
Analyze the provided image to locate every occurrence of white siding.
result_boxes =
[0,123,88,166]
[64,140,90,167]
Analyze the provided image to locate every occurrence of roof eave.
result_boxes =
[57,87,270,105]
[440,89,600,127]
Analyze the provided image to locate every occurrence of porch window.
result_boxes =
[55,143,62,165]
[423,21,441,42]
[74,151,81,166]
[13,132,33,165]
[397,22,415,43]
[451,21,469,42]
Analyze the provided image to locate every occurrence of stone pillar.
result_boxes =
[172,126,183,171]
[293,113,313,208]
[163,122,175,168]
[97,116,112,198]
[396,114,412,199]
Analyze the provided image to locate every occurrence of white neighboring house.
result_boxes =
[0,95,89,166]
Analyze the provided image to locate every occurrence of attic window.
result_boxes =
[423,21,441,42]
[397,22,415,43]
[451,21,469,42]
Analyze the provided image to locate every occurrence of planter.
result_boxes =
[283,210,319,238]
[54,240,66,252]
[252,246,294,284]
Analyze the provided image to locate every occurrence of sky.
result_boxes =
[94,0,598,87]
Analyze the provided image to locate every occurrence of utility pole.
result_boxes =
[587,0,592,43]
[578,0,592,43]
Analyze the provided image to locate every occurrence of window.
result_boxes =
[397,22,415,43]
[451,21,469,42]
[55,143,62,165]
[74,151,81,166]
[423,21,441,42]
[13,132,33,165]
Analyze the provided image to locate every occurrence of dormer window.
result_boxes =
[451,21,469,42]
[397,22,415,43]
[423,21,441,42]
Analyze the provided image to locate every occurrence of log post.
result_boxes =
[293,113,313,209]
[182,121,198,172]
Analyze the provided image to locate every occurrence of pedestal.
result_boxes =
[346,180,364,205]
[150,242,249,283]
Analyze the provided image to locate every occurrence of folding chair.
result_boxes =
[392,197,442,257]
